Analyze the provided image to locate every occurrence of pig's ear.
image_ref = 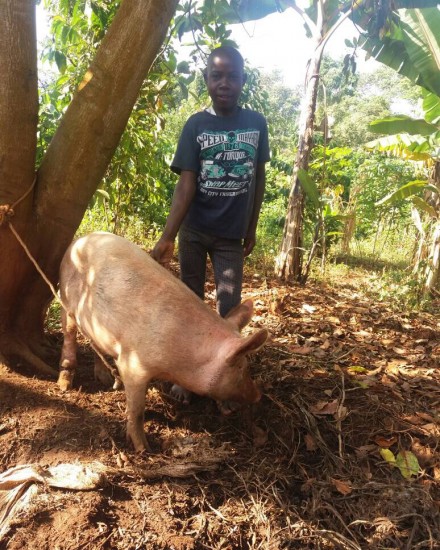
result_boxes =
[226,328,268,362]
[224,299,254,331]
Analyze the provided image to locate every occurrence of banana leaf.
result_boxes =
[356,6,440,96]
[297,168,320,208]
[369,115,439,136]
[376,179,437,205]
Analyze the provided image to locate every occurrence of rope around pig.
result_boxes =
[0,175,121,384]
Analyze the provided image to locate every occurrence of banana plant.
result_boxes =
[354,6,440,97]
[296,168,346,283]
[368,89,440,293]
[367,90,440,161]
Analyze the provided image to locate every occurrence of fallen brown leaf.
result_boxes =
[290,345,314,355]
[374,435,397,448]
[304,433,318,451]
[331,478,352,495]
[310,399,339,415]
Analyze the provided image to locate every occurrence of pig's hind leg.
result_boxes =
[94,353,123,390]
[58,310,78,391]
[170,384,192,405]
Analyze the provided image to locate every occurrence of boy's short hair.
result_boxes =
[206,46,245,73]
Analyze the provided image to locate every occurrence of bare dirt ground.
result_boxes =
[1,270,440,549]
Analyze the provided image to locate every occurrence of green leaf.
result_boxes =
[347,366,368,373]
[411,196,438,218]
[297,168,320,209]
[226,0,292,23]
[177,61,190,74]
[95,189,110,200]
[356,6,440,96]
[395,451,420,479]
[376,180,429,205]
[423,91,440,124]
[369,115,439,136]
[380,448,396,463]
[366,134,433,161]
[54,50,67,74]
[400,9,440,96]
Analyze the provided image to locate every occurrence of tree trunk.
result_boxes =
[275,46,322,281]
[0,0,178,375]
[425,221,440,292]
[424,161,440,294]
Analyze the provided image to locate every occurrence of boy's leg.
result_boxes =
[210,237,246,415]
[178,226,208,300]
[210,237,244,318]
[173,226,209,404]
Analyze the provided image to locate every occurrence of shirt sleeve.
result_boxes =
[170,116,200,174]
[258,115,271,164]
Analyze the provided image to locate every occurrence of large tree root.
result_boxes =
[0,333,58,377]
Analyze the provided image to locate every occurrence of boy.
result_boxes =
[152,46,269,405]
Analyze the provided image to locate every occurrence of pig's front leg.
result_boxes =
[118,361,151,452]
[58,310,78,391]
[124,381,150,452]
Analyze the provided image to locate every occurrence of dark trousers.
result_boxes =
[178,225,244,318]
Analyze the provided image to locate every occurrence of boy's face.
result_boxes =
[204,53,246,116]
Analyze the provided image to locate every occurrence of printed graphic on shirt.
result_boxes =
[196,129,260,197]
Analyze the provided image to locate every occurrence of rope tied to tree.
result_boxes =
[2,173,120,383]
[0,173,60,300]
[0,204,14,227]
[0,174,37,227]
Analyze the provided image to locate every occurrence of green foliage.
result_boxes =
[367,89,440,162]
[38,0,200,230]
[36,0,440,295]
[319,56,359,104]
[376,179,437,206]
[324,61,423,147]
[353,152,419,238]
[260,71,301,156]
[370,115,438,136]
[298,169,320,208]
[356,6,440,97]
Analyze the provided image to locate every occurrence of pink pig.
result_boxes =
[58,232,267,451]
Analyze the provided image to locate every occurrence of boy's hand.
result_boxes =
[151,237,175,268]
[243,234,256,257]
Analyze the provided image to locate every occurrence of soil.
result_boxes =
[1,270,440,549]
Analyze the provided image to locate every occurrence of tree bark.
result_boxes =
[0,0,178,374]
[0,0,41,363]
[424,161,440,293]
[275,46,322,281]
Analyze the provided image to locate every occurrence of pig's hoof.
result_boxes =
[57,369,74,391]
[113,377,123,390]
[94,362,123,390]
[170,384,192,405]
[216,400,242,416]
[127,433,151,453]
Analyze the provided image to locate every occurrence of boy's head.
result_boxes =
[204,46,247,116]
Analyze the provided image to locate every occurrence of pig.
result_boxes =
[58,231,268,452]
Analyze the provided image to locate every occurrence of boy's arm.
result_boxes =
[151,170,197,268]
[243,162,266,257]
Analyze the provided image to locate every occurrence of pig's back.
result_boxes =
[59,232,233,358]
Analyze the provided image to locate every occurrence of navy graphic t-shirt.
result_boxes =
[171,107,270,239]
